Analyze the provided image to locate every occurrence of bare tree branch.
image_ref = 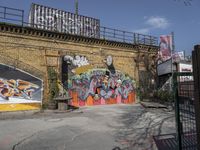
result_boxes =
[174,0,193,6]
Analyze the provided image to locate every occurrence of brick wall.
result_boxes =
[0,23,158,105]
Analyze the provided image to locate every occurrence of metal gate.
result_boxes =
[173,72,198,150]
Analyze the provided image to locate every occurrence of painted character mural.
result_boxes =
[115,79,122,96]
[99,74,114,99]
[62,55,135,106]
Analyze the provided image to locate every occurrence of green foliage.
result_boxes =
[42,103,48,109]
[154,90,174,103]
[47,67,59,101]
[135,88,141,100]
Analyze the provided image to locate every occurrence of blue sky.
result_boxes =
[1,0,200,55]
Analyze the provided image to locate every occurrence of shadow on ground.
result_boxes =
[112,105,175,150]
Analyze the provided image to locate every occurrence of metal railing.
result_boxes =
[100,26,157,45]
[0,5,158,46]
[0,6,24,25]
[154,72,198,150]
[173,72,197,150]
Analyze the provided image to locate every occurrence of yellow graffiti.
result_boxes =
[0,103,41,112]
[73,65,93,75]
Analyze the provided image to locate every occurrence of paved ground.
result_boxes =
[0,104,175,150]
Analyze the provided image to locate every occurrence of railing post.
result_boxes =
[133,33,136,44]
[192,45,200,150]
[103,27,106,39]
[150,36,152,45]
[22,10,24,26]
[173,72,182,150]
[123,31,125,42]
[138,34,140,44]
[114,29,116,39]
[4,7,6,19]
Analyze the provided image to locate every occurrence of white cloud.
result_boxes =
[146,16,170,29]
[134,28,150,34]
[133,16,170,34]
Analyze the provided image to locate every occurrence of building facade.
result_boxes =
[0,4,158,111]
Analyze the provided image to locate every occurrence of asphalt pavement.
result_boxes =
[0,104,175,150]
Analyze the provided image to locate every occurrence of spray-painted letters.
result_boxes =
[69,69,134,100]
[0,64,42,104]
[29,4,100,38]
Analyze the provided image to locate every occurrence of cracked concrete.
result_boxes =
[0,104,175,150]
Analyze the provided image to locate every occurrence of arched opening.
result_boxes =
[0,63,43,111]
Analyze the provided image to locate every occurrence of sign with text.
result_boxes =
[179,63,193,82]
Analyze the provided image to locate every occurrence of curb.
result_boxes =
[0,109,41,120]
[0,108,81,120]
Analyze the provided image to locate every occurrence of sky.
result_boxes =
[1,0,200,56]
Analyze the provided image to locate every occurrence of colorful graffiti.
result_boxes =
[0,64,42,104]
[69,69,134,99]
[0,79,39,100]
[62,55,135,106]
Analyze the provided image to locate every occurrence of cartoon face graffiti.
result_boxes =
[99,75,113,99]
[115,79,122,96]
[106,55,113,66]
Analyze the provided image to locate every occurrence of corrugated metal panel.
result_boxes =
[28,3,100,38]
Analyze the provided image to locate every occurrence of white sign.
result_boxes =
[172,51,185,62]
[179,63,192,72]
[179,63,193,81]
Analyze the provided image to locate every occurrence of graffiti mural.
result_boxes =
[64,55,89,67]
[0,64,42,104]
[62,55,135,106]
[69,69,134,99]
[29,3,100,38]
[62,55,92,87]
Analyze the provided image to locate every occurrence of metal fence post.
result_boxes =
[4,7,6,19]
[173,72,182,150]
[192,45,200,150]
[103,27,106,39]
[114,29,116,39]
[123,31,125,42]
[133,33,136,44]
[22,10,24,26]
